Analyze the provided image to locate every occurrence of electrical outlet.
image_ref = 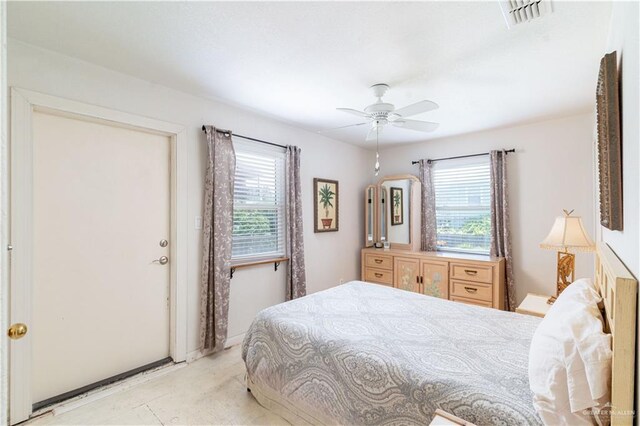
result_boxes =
[195,216,203,230]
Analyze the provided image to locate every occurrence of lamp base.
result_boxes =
[556,251,575,296]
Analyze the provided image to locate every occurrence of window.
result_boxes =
[232,139,286,262]
[433,157,491,254]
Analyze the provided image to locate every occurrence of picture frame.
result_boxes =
[314,178,339,233]
[596,51,623,231]
[390,187,404,226]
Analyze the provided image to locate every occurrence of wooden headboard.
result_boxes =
[594,242,638,425]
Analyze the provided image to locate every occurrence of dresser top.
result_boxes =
[362,247,504,263]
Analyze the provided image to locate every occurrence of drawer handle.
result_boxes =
[374,259,383,264]
[464,269,478,275]
[374,273,383,278]
[464,286,478,293]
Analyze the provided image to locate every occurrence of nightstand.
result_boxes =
[516,293,553,318]
[430,409,476,426]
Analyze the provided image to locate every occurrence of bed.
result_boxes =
[242,281,542,425]
[242,243,637,425]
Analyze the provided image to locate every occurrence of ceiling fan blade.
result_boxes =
[393,100,439,118]
[336,108,370,118]
[318,122,369,133]
[392,119,439,133]
[366,126,383,141]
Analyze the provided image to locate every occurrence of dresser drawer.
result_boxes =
[450,262,493,284]
[364,267,393,286]
[451,295,493,308]
[365,253,393,270]
[450,280,493,302]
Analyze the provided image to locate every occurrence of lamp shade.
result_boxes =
[540,215,595,252]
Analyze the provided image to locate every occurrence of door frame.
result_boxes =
[1,3,9,425]
[9,88,188,424]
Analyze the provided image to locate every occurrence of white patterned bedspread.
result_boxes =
[242,281,543,425]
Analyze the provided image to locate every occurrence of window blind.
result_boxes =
[232,138,286,262]
[433,157,491,254]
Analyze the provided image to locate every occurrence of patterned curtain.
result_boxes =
[489,150,516,311]
[285,146,306,300]
[418,159,437,252]
[200,126,236,353]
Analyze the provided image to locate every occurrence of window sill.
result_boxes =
[436,249,490,257]
[229,257,289,278]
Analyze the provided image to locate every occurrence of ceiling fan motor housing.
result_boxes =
[364,103,396,125]
[366,84,397,121]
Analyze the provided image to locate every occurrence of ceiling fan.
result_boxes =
[322,83,439,140]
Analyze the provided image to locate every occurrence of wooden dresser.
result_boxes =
[361,247,505,310]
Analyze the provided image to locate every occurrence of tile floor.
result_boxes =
[25,345,289,425]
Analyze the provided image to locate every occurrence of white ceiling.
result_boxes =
[8,1,611,147]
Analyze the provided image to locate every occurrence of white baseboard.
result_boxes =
[225,333,245,348]
[185,333,245,363]
[186,349,202,363]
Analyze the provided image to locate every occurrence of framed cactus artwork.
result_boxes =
[313,178,339,233]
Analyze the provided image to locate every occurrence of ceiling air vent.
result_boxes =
[499,0,553,28]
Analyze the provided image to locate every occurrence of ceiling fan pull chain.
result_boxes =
[374,124,381,176]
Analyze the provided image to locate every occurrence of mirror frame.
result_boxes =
[364,185,377,247]
[378,186,387,243]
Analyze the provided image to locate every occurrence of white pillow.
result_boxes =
[528,278,612,425]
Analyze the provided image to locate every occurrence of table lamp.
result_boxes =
[540,209,595,299]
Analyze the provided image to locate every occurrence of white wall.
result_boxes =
[598,1,639,277]
[376,113,596,303]
[8,39,371,355]
[598,0,639,415]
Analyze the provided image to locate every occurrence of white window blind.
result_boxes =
[232,139,286,262]
[433,157,491,255]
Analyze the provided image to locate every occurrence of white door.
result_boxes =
[29,110,171,405]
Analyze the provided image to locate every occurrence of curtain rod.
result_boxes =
[411,149,516,165]
[201,125,287,149]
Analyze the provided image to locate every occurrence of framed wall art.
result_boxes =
[596,51,622,231]
[314,178,338,232]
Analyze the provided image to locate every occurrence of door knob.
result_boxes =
[153,256,169,265]
[8,323,28,340]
